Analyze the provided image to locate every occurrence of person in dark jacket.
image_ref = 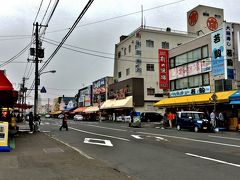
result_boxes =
[59,113,68,131]
[28,112,34,133]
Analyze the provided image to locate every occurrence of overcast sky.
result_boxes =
[1,0,240,105]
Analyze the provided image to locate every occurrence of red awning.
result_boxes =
[0,70,13,91]
[14,103,33,109]
[73,106,87,113]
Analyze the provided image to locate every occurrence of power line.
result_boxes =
[39,0,95,73]
[34,0,44,23]
[46,0,186,34]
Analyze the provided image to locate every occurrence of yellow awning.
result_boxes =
[50,110,62,115]
[100,96,133,109]
[154,90,236,107]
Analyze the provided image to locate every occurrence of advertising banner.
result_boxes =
[158,49,169,89]
[0,122,10,152]
[211,29,225,77]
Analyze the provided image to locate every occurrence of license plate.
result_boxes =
[203,127,207,129]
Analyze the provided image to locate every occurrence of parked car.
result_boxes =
[140,112,163,122]
[45,114,51,118]
[116,116,131,122]
[73,114,83,121]
[176,111,211,132]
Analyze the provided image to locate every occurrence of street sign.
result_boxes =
[211,93,218,101]
[40,86,47,93]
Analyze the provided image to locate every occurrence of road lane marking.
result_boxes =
[209,135,240,141]
[69,127,130,142]
[45,134,94,160]
[131,135,143,139]
[186,153,240,168]
[155,136,168,142]
[84,138,113,147]
[138,132,240,148]
[81,124,127,132]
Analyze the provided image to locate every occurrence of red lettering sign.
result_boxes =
[159,49,169,89]
[188,10,198,26]
[207,17,218,31]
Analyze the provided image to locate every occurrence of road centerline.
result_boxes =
[138,132,240,148]
[186,153,240,168]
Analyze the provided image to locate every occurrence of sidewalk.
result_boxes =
[0,130,133,180]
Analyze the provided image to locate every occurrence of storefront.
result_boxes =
[229,90,240,130]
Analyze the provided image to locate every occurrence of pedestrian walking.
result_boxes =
[218,111,225,127]
[210,110,216,129]
[59,113,68,131]
[28,112,34,133]
[167,111,174,128]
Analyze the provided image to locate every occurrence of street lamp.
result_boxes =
[34,70,56,119]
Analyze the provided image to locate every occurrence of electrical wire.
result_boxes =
[46,0,186,34]
[34,0,44,23]
[39,0,94,73]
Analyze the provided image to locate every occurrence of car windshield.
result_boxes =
[193,113,206,119]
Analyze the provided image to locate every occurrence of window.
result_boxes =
[162,41,169,49]
[227,59,233,66]
[215,14,221,19]
[124,48,127,55]
[169,58,175,68]
[192,48,201,61]
[118,72,121,78]
[170,81,175,91]
[146,40,154,48]
[135,50,141,56]
[203,73,210,85]
[202,46,208,58]
[147,88,155,95]
[203,12,209,16]
[128,45,131,53]
[189,75,202,87]
[126,68,130,76]
[176,53,187,66]
[118,51,121,58]
[146,64,154,71]
[176,77,188,89]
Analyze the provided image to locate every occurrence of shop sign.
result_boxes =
[211,29,225,77]
[158,49,169,89]
[169,86,211,97]
[93,78,106,95]
[223,22,234,79]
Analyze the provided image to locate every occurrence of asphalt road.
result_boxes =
[40,118,240,180]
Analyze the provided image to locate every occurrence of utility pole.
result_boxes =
[34,22,39,119]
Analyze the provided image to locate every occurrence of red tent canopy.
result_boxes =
[0,70,13,91]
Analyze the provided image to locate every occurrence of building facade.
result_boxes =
[113,26,197,112]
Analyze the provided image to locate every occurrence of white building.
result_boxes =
[113,26,197,112]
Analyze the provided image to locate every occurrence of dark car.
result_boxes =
[176,111,211,132]
[140,112,163,122]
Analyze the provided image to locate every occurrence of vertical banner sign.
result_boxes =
[211,29,225,77]
[158,49,169,89]
[223,22,234,79]
[0,122,10,152]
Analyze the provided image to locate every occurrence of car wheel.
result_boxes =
[194,126,199,132]
[177,125,181,131]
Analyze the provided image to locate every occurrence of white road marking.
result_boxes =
[186,153,240,168]
[155,136,168,142]
[209,135,240,141]
[131,135,143,139]
[69,127,130,142]
[84,138,113,147]
[45,134,94,160]
[138,132,240,148]
[82,124,127,132]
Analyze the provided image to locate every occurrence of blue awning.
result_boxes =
[230,100,240,105]
[229,90,240,101]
